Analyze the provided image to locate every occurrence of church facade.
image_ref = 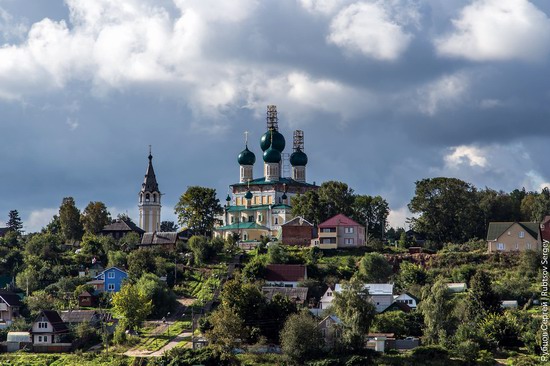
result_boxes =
[214,106,318,242]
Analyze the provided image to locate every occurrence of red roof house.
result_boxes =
[314,214,365,249]
[265,264,307,288]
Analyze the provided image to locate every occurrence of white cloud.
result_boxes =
[417,73,469,115]
[25,208,57,233]
[299,0,345,15]
[327,2,414,60]
[66,117,79,130]
[479,98,503,109]
[444,145,488,168]
[387,205,410,229]
[436,0,550,62]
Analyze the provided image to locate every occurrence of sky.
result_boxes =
[1,0,550,233]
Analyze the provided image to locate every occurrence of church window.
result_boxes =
[268,196,273,204]
[153,194,157,202]
[243,233,248,240]
[231,216,235,224]
[248,215,254,222]
[145,193,150,202]
[258,214,263,222]
[274,217,279,225]
[140,194,143,203]
[236,197,241,206]
[262,196,268,204]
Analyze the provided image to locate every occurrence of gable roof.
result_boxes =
[95,267,128,279]
[395,292,420,303]
[0,290,23,307]
[102,219,144,234]
[319,315,342,326]
[383,301,412,313]
[319,214,362,228]
[60,310,99,323]
[364,283,394,295]
[140,231,178,245]
[487,222,540,241]
[265,264,307,282]
[281,216,313,227]
[36,310,69,333]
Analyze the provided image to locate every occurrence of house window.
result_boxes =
[44,336,48,343]
[519,231,525,238]
[38,322,48,329]
[515,243,519,250]
[243,233,248,241]
[527,243,532,250]
[327,292,332,297]
[231,216,235,224]
[107,283,115,291]
[274,217,279,225]
[344,238,354,245]
[38,336,42,342]
[321,238,336,244]
[497,243,505,251]
[321,328,327,337]
[108,271,115,279]
[321,227,336,233]
[344,227,354,234]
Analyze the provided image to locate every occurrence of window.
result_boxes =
[344,227,354,234]
[145,193,150,202]
[231,216,235,224]
[258,214,262,222]
[107,283,115,291]
[327,292,333,297]
[527,243,532,250]
[268,196,273,204]
[153,194,157,202]
[321,227,336,233]
[243,233,248,241]
[248,215,254,222]
[236,197,241,206]
[274,217,279,225]
[139,194,142,203]
[262,196,268,204]
[38,322,48,329]
[108,271,115,279]
[44,336,48,343]
[38,336,42,342]
[515,243,519,250]
[519,231,525,238]
[321,238,336,244]
[344,238,354,245]
[497,243,505,250]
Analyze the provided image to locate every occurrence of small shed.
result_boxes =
[6,331,32,352]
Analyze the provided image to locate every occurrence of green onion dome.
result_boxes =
[226,194,231,202]
[245,190,253,200]
[260,130,286,152]
[237,146,256,165]
[290,148,308,166]
[282,193,288,200]
[263,146,281,163]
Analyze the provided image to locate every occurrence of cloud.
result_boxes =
[417,73,469,115]
[25,208,57,233]
[436,0,550,62]
[66,117,79,130]
[387,205,410,229]
[444,145,488,168]
[328,2,414,60]
[299,0,345,15]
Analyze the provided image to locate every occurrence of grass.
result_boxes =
[134,320,192,352]
[0,353,133,366]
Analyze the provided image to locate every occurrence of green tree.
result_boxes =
[465,271,501,323]
[397,261,427,289]
[532,187,550,222]
[206,306,246,360]
[290,191,323,225]
[188,235,213,264]
[352,195,389,239]
[43,215,61,235]
[418,278,457,345]
[292,181,355,224]
[479,312,521,350]
[160,221,179,232]
[80,233,106,258]
[81,201,111,234]
[25,290,56,317]
[280,311,323,364]
[373,311,408,337]
[118,232,141,252]
[332,280,376,351]
[266,243,288,264]
[174,186,222,236]
[408,177,483,243]
[59,197,83,242]
[112,283,153,331]
[357,253,393,283]
[24,232,62,262]
[136,273,176,318]
[7,209,23,234]
[477,188,516,232]
[107,250,127,268]
[127,249,157,279]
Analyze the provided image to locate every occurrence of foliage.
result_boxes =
[175,186,222,236]
[280,311,324,364]
[397,261,427,289]
[136,273,177,318]
[418,277,456,345]
[292,181,355,224]
[25,290,56,317]
[408,177,483,243]
[24,232,62,262]
[81,201,111,234]
[59,197,83,242]
[373,311,408,337]
[266,242,288,264]
[111,282,153,330]
[7,209,23,234]
[107,250,127,268]
[188,235,215,264]
[118,232,141,252]
[352,194,389,240]
[357,253,392,283]
[206,305,247,359]
[332,279,376,351]
[241,256,267,282]
[479,312,521,350]
[160,220,179,232]
[465,271,501,322]
[127,249,157,279]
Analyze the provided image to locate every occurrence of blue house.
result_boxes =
[93,267,128,293]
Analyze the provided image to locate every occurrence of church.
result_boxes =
[214,105,318,242]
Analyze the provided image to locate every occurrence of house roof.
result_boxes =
[261,286,309,304]
[486,222,540,241]
[319,315,342,326]
[102,219,144,234]
[319,214,362,228]
[140,232,178,245]
[447,283,467,293]
[383,302,412,313]
[265,264,307,282]
[395,292,420,303]
[281,216,313,227]
[364,283,394,295]
[95,267,128,279]
[36,310,69,333]
[215,222,270,231]
[60,310,99,323]
[231,177,317,188]
[7,332,31,342]
[0,290,23,307]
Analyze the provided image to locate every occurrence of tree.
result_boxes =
[43,215,61,235]
[59,197,83,242]
[206,306,247,359]
[352,195,389,240]
[118,232,141,252]
[408,177,483,243]
[174,186,222,236]
[266,243,288,264]
[373,311,408,337]
[332,280,376,351]
[24,232,62,262]
[465,271,501,323]
[280,311,323,364]
[112,283,153,330]
[397,261,427,289]
[160,221,179,232]
[81,202,111,234]
[291,191,323,225]
[357,253,393,283]
[477,188,517,232]
[188,235,213,264]
[127,249,157,279]
[136,273,176,318]
[6,210,23,234]
[418,278,457,345]
[292,181,355,224]
[479,312,521,350]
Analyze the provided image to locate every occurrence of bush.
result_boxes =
[411,345,450,362]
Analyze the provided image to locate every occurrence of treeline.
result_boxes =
[409,177,550,244]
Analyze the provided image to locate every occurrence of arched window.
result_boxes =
[153,193,157,202]
[146,193,150,202]
[140,194,143,203]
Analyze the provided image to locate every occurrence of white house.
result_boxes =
[31,310,70,345]
[393,293,419,309]
[319,283,394,313]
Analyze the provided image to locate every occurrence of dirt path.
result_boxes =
[123,327,193,357]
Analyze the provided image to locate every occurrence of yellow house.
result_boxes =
[486,222,541,253]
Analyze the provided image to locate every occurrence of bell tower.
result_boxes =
[138,147,161,232]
